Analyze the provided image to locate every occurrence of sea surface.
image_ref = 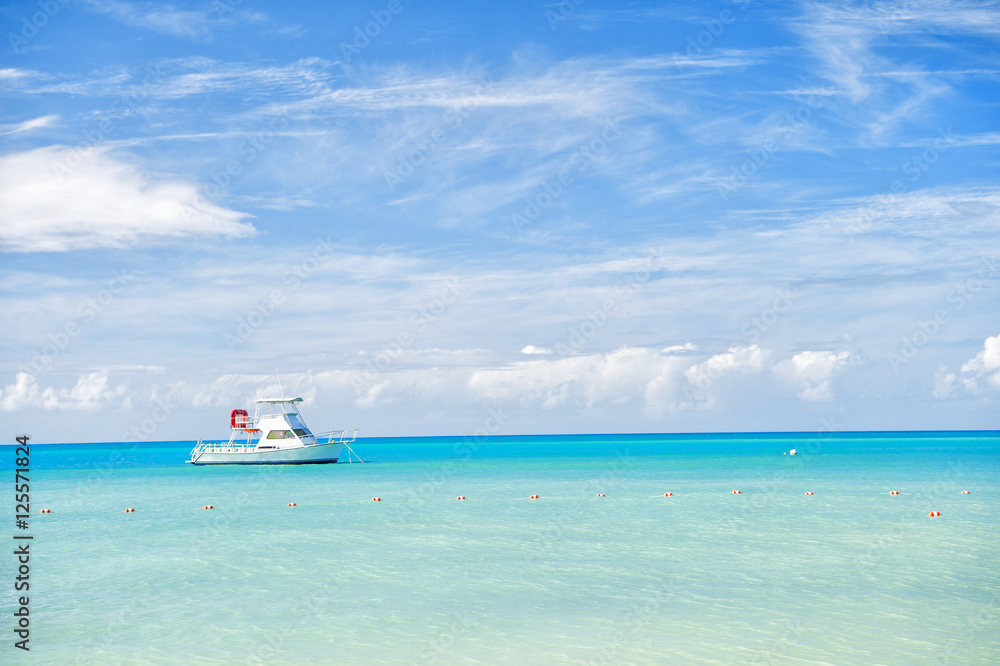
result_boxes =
[4,431,1000,665]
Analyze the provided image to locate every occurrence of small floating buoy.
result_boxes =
[204,505,213,510]
[40,509,51,514]
[456,496,466,500]
[805,492,814,495]
[935,511,941,516]
[125,508,135,513]
[530,495,539,499]
[287,503,296,507]
[732,490,741,494]
[789,449,797,455]
[372,497,381,502]
[889,491,899,495]
[597,493,605,497]
[961,490,970,494]
[664,492,673,497]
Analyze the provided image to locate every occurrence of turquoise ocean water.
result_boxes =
[5,432,1000,665]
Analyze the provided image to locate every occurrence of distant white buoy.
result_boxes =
[789,448,797,455]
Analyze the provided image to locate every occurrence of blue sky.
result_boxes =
[1,0,998,443]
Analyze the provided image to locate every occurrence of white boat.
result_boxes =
[187,397,358,465]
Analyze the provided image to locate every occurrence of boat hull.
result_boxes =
[188,441,345,465]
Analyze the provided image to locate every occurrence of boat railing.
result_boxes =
[312,429,358,445]
[188,439,259,461]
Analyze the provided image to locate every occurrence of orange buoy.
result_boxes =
[961,490,970,494]
[889,491,899,495]
[732,490,741,494]
[935,511,941,516]
[372,497,381,502]
[597,493,605,497]
[530,494,539,499]
[805,492,814,495]
[287,503,296,507]
[664,492,673,497]
[40,509,51,514]
[204,505,213,510]
[456,496,466,500]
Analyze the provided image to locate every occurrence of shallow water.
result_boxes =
[6,432,1000,664]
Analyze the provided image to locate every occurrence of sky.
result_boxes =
[0,0,998,444]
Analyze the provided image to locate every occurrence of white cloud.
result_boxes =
[805,186,1000,240]
[961,334,1000,378]
[0,371,126,411]
[0,68,34,80]
[176,345,771,421]
[80,0,216,39]
[470,347,680,410]
[932,365,978,399]
[0,115,58,135]
[774,350,851,401]
[176,346,761,417]
[684,345,767,390]
[934,334,1000,399]
[790,1,998,142]
[521,345,552,355]
[662,345,769,411]
[0,146,255,252]
[0,374,38,412]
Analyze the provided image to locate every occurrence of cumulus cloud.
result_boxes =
[937,334,1000,398]
[470,347,682,410]
[684,345,766,389]
[178,345,769,419]
[0,146,255,252]
[932,366,976,400]
[324,345,772,415]
[961,334,1000,379]
[773,350,851,401]
[0,371,126,411]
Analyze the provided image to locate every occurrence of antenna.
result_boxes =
[274,365,284,399]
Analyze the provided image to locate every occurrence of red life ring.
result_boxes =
[231,409,249,429]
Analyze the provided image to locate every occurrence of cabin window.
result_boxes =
[293,429,311,437]
[266,430,294,439]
